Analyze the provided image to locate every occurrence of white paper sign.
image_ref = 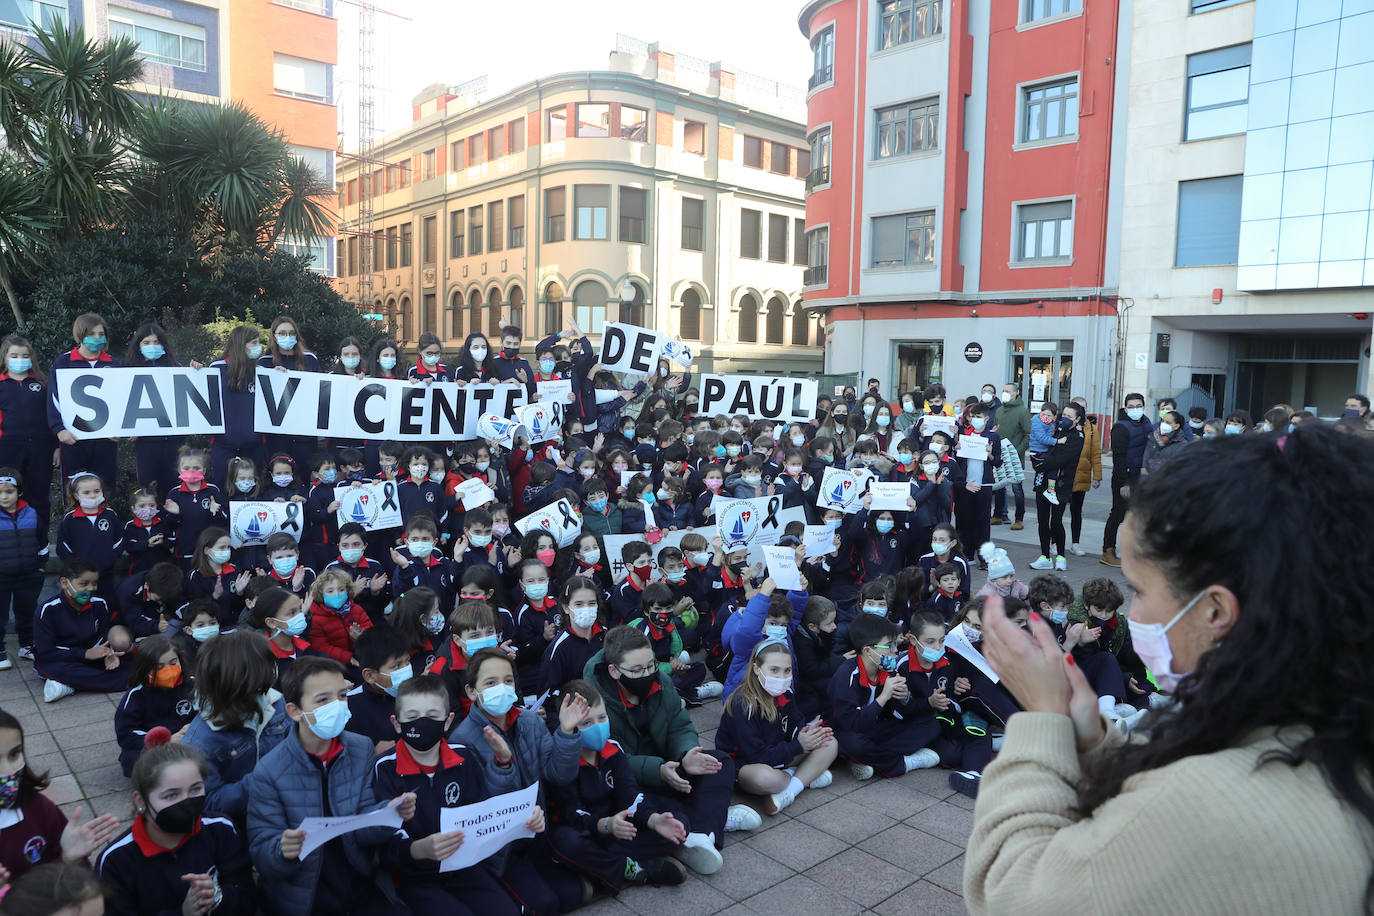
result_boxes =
[599,323,666,374]
[515,498,582,548]
[603,531,689,582]
[866,481,911,512]
[918,415,957,438]
[517,401,558,443]
[535,379,573,431]
[802,524,838,559]
[255,371,528,442]
[55,367,227,440]
[762,544,804,591]
[956,434,990,460]
[699,374,819,423]
[228,501,304,547]
[619,469,649,488]
[662,338,694,368]
[455,477,497,511]
[477,413,525,447]
[438,783,539,872]
[945,625,999,684]
[814,467,874,513]
[298,796,404,861]
[715,495,807,553]
[334,481,402,532]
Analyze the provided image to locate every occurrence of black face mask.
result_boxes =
[401,716,448,753]
[815,629,835,647]
[618,671,657,699]
[150,794,205,835]
[502,346,519,358]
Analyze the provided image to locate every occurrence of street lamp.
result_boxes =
[620,281,637,324]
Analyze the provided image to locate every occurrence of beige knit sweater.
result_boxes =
[965,713,1374,914]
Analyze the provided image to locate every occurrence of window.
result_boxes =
[1015,200,1073,262]
[806,227,829,285]
[508,195,525,248]
[1021,78,1078,142]
[792,307,810,345]
[347,178,357,204]
[621,283,647,327]
[509,117,525,153]
[738,295,758,343]
[573,281,607,334]
[796,147,811,177]
[548,106,568,142]
[450,210,464,259]
[871,211,936,267]
[876,99,939,159]
[488,288,503,337]
[576,103,609,138]
[509,286,524,331]
[450,138,466,171]
[766,297,786,345]
[680,289,702,340]
[1191,0,1246,11]
[740,209,762,259]
[279,236,326,273]
[385,226,397,270]
[398,161,411,188]
[809,27,834,90]
[272,53,327,100]
[620,106,648,142]
[399,297,411,341]
[469,134,484,167]
[399,224,413,267]
[421,149,436,181]
[1185,45,1250,141]
[682,198,704,251]
[468,290,482,336]
[878,0,942,49]
[543,283,563,333]
[620,187,648,243]
[347,236,358,276]
[110,7,206,71]
[291,145,331,184]
[449,291,464,338]
[0,0,65,33]
[744,136,764,168]
[422,216,437,264]
[468,206,483,256]
[545,187,566,242]
[574,185,609,240]
[683,120,706,156]
[793,218,807,265]
[488,126,505,159]
[1176,176,1242,266]
[808,129,832,188]
[422,293,436,334]
[1022,0,1080,22]
[770,143,790,175]
[487,201,503,253]
[768,214,789,262]
[372,234,382,273]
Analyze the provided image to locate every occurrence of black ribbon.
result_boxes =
[557,499,578,534]
[281,501,301,534]
[381,481,399,512]
[760,496,782,531]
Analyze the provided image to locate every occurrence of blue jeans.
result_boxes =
[995,479,1025,521]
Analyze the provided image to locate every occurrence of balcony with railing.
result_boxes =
[807,67,833,91]
[803,265,828,286]
[805,166,831,191]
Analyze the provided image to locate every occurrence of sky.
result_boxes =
[333,0,814,148]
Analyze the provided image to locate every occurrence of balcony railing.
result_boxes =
[805,167,831,190]
[803,265,828,286]
[807,67,833,90]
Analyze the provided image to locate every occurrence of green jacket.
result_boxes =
[582,503,622,539]
[627,617,685,677]
[584,648,700,789]
[997,396,1032,454]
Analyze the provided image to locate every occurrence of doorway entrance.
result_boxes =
[894,341,943,397]
[1008,339,1073,412]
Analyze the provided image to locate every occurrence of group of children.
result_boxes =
[0,313,1166,913]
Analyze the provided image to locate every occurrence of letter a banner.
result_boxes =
[698,374,818,423]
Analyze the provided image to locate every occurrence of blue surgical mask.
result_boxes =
[897,452,913,465]
[342,355,361,370]
[764,624,788,640]
[469,533,492,548]
[276,335,297,351]
[588,498,608,512]
[476,460,491,473]
[876,415,890,428]
[524,581,549,601]
[190,623,220,643]
[379,355,397,370]
[382,664,413,697]
[423,353,441,366]
[407,540,434,558]
[305,698,351,740]
[323,591,349,610]
[272,556,298,577]
[579,720,610,751]
[247,343,264,360]
[234,479,255,493]
[664,569,685,584]
[1126,407,1145,422]
[1225,424,1243,435]
[919,644,944,664]
[281,613,308,638]
[931,540,950,555]
[465,634,499,653]
[140,344,165,361]
[1050,609,1068,625]
[539,358,555,374]
[340,547,364,564]
[210,548,232,565]
[862,604,886,616]
[875,650,900,673]
[480,683,518,716]
[319,469,337,484]
[641,492,656,506]
[875,519,894,534]
[971,417,987,432]
[715,445,727,458]
[272,473,293,488]
[6,357,30,373]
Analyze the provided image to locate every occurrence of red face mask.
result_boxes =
[536,548,557,567]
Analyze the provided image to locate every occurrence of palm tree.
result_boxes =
[0,155,55,324]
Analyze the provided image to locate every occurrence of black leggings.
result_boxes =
[1070,489,1087,543]
[1036,487,1068,557]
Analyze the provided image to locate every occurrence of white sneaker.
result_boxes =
[696,681,723,700]
[1054,555,1068,571]
[1148,692,1172,710]
[672,832,723,875]
[903,748,941,772]
[17,646,34,661]
[1029,555,1054,570]
[724,804,762,832]
[808,769,833,789]
[768,786,799,814]
[849,762,875,781]
[43,680,75,703]
[0,653,11,671]
[1113,702,1137,719]
[1043,489,1060,505]
[1069,543,1086,557]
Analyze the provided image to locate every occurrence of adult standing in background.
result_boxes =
[994,383,1031,531]
[1099,393,1151,569]
[1068,396,1101,557]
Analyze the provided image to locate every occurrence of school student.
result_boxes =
[113,634,196,777]
[326,521,391,626]
[426,600,504,718]
[390,513,457,612]
[720,575,808,702]
[96,742,256,916]
[716,640,838,814]
[828,613,942,780]
[608,541,655,626]
[56,471,124,601]
[305,567,373,668]
[184,527,249,628]
[944,596,1025,732]
[0,336,58,547]
[47,312,121,500]
[163,447,227,569]
[251,587,320,686]
[246,656,407,916]
[34,558,134,703]
[345,623,413,753]
[0,466,45,665]
[123,484,177,575]
[538,577,606,715]
[113,560,186,638]
[792,596,844,722]
[630,582,720,705]
[901,611,994,798]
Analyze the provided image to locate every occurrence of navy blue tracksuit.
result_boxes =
[122,515,176,575]
[898,649,992,774]
[828,658,935,777]
[165,483,227,567]
[716,691,806,768]
[0,372,57,543]
[56,506,124,600]
[48,347,121,498]
[0,500,44,647]
[33,594,131,691]
[113,680,196,775]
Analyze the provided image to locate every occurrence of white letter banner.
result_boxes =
[598,323,665,375]
[55,367,225,440]
[698,374,818,423]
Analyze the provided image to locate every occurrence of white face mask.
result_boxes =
[470,345,488,360]
[1127,590,1207,692]
[759,673,792,697]
[1159,423,1175,436]
[570,605,599,629]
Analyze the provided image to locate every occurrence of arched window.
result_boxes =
[488,288,503,337]
[467,290,482,337]
[398,296,411,342]
[509,285,524,333]
[621,282,647,328]
[765,295,786,345]
[791,303,809,346]
[680,288,701,340]
[573,280,607,333]
[449,290,464,339]
[543,282,563,335]
[738,294,758,344]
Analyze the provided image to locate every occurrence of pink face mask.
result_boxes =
[704,479,723,491]
[179,470,204,485]
[134,506,156,522]
[536,548,557,567]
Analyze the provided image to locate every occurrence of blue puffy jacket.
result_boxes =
[0,502,43,575]
[721,589,808,701]
[183,690,291,819]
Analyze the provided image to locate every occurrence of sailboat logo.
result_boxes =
[246,514,262,540]
[719,501,759,549]
[350,499,368,524]
[529,412,543,438]
[828,481,846,507]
